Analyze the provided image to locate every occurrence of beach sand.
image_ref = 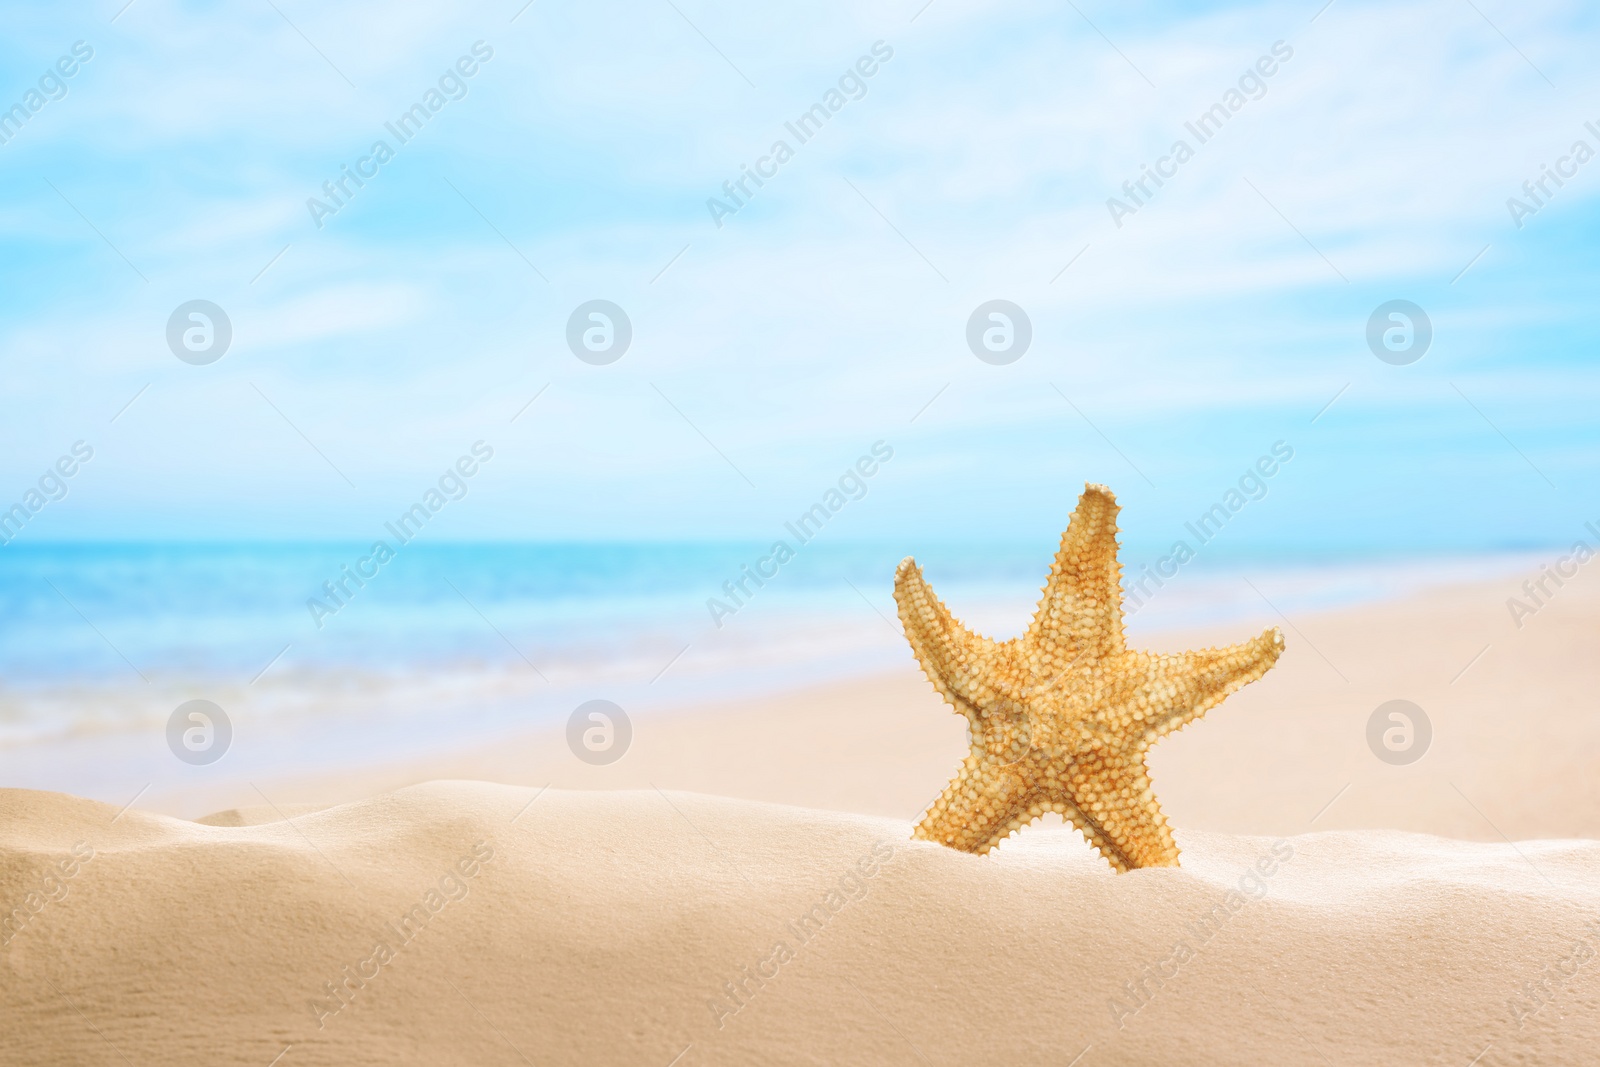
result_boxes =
[5,783,1599,1066]
[5,567,1600,1064]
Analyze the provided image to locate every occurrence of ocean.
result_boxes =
[0,540,1534,801]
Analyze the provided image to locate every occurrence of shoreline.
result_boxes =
[0,557,1585,845]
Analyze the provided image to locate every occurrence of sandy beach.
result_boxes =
[5,564,1600,1064]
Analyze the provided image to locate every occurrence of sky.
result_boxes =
[1,0,1597,558]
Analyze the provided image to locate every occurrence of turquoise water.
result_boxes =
[0,540,1043,685]
[0,540,1047,758]
[0,540,1535,802]
[0,541,1540,678]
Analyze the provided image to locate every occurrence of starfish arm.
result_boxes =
[913,755,1036,855]
[894,557,997,708]
[1062,753,1179,871]
[1022,483,1126,672]
[1118,628,1286,740]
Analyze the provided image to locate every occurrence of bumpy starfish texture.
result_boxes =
[894,483,1285,872]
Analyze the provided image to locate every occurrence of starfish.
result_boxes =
[894,483,1285,871]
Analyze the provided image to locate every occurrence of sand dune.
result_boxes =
[5,781,1599,1066]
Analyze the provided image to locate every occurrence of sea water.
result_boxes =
[0,540,1533,801]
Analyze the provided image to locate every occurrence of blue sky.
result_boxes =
[1,0,1597,557]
